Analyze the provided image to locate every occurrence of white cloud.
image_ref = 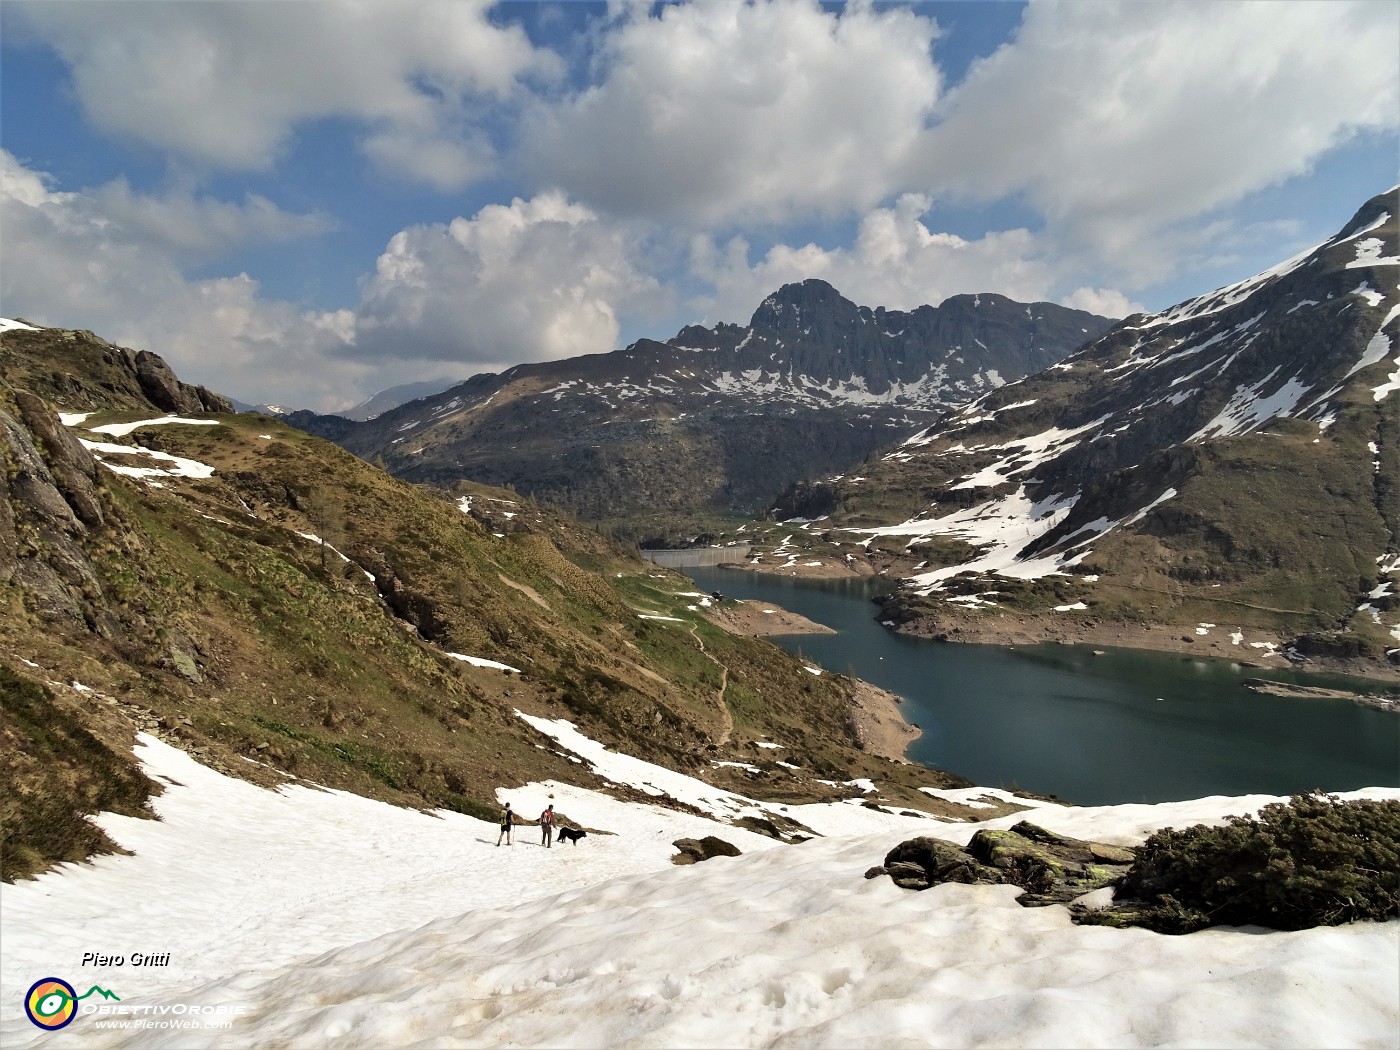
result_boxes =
[6,0,1393,410]
[87,180,334,262]
[522,0,941,224]
[8,0,560,187]
[1,153,672,410]
[689,194,1064,323]
[353,192,669,367]
[0,150,361,410]
[1061,287,1145,320]
[917,0,1400,281]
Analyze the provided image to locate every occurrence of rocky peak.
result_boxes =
[1335,185,1397,241]
[748,279,861,334]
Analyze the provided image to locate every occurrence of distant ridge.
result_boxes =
[290,284,1111,535]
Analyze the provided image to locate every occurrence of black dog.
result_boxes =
[556,827,588,845]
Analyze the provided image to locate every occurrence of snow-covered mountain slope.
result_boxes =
[340,378,458,421]
[787,189,1400,672]
[3,731,1396,1049]
[290,283,1111,529]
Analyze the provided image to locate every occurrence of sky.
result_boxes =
[1,0,1396,413]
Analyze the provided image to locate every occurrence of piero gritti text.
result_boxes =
[82,952,171,967]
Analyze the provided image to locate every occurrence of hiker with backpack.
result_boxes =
[540,804,554,848]
[496,802,514,846]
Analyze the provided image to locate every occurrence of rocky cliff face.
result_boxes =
[292,285,1111,534]
[674,279,1103,402]
[0,327,234,634]
[0,324,232,417]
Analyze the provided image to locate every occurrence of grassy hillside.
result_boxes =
[1,326,978,880]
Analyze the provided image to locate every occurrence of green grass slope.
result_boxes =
[2,326,977,879]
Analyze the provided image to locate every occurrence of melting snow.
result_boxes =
[0,317,40,332]
[88,416,221,438]
[1345,304,1400,381]
[1351,283,1386,307]
[1189,369,1313,441]
[1346,237,1399,268]
[2,736,1398,1049]
[446,653,522,674]
[78,439,216,480]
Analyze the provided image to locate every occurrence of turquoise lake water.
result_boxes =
[685,566,1400,805]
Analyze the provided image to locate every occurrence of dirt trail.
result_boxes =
[687,624,733,747]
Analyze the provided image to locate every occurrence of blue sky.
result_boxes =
[2,1,1396,411]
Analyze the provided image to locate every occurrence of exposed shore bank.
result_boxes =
[702,598,836,637]
[846,679,922,762]
[894,615,1400,693]
[702,597,921,762]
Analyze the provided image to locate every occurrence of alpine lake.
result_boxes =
[684,566,1400,806]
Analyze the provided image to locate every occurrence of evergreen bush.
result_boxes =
[1095,792,1400,933]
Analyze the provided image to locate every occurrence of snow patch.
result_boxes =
[446,653,523,674]
[89,416,221,437]
[78,439,216,480]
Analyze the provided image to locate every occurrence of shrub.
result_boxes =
[1098,792,1400,933]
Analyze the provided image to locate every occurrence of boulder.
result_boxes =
[134,350,198,413]
[672,836,742,865]
[878,822,1137,907]
[883,836,1000,887]
[885,860,932,890]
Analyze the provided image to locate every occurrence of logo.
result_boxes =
[24,978,120,1031]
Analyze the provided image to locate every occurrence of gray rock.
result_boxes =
[886,860,932,890]
[1,407,81,534]
[14,391,104,529]
[672,836,742,864]
[879,823,1137,907]
[134,350,198,413]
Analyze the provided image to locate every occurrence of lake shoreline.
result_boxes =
[847,679,922,762]
[891,616,1400,696]
[715,561,1400,693]
[700,595,922,762]
[702,598,836,637]
[685,564,1400,804]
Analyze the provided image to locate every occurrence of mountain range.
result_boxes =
[289,283,1112,538]
[756,190,1400,673]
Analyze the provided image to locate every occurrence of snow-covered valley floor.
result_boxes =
[3,731,1397,1049]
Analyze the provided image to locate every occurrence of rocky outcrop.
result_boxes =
[133,350,233,415]
[13,391,104,529]
[0,405,82,535]
[672,836,742,864]
[0,393,114,629]
[871,822,1136,906]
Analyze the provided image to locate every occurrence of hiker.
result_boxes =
[496,802,514,846]
[540,804,554,848]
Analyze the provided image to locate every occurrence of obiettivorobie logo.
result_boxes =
[24,978,120,1031]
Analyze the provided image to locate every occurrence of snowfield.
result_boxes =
[3,731,1398,1049]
